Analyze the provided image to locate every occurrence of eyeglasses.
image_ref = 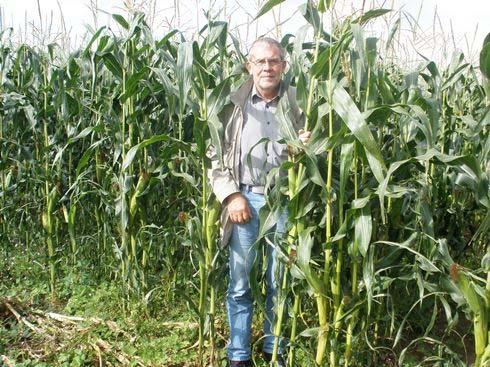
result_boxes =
[248,58,285,68]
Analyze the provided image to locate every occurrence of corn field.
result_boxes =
[0,1,489,366]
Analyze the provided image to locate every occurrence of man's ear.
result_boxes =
[245,61,252,74]
[282,61,288,74]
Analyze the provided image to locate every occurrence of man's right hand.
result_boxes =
[226,192,252,224]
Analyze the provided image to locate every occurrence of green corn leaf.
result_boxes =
[120,67,147,102]
[450,267,488,358]
[354,205,372,257]
[351,23,367,75]
[75,140,105,177]
[176,42,193,117]
[257,204,282,240]
[52,126,97,167]
[300,1,330,40]
[206,78,231,119]
[112,14,129,30]
[319,80,386,183]
[276,93,300,142]
[303,150,325,186]
[122,135,189,171]
[102,52,123,80]
[482,252,490,272]
[83,26,107,56]
[385,16,400,52]
[151,67,178,96]
[440,63,470,91]
[317,0,327,12]
[298,327,320,338]
[363,246,374,314]
[339,140,355,207]
[354,9,392,25]
[480,33,490,79]
[376,239,440,273]
[297,229,327,296]
[207,21,228,48]
[192,41,211,88]
[254,0,285,21]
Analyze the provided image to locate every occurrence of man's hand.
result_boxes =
[298,129,312,144]
[226,192,252,224]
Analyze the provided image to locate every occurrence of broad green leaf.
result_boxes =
[339,140,355,207]
[351,23,367,76]
[276,91,300,142]
[300,1,330,40]
[102,53,123,80]
[440,63,470,91]
[206,114,224,168]
[258,204,283,240]
[319,80,386,183]
[376,240,440,273]
[176,42,193,117]
[363,246,374,314]
[76,140,105,177]
[297,229,327,296]
[151,67,178,96]
[112,14,129,30]
[385,16,400,52]
[206,78,231,119]
[354,205,372,257]
[304,152,324,186]
[120,67,147,102]
[52,127,97,167]
[122,135,189,171]
[83,26,107,56]
[480,33,490,79]
[254,0,285,21]
[192,41,211,89]
[419,197,435,238]
[207,21,228,48]
[354,9,392,25]
[67,126,95,145]
[482,251,490,272]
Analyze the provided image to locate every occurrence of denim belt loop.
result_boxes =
[240,184,266,195]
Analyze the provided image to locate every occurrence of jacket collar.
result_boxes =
[230,77,285,108]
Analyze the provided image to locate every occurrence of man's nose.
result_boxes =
[262,60,273,70]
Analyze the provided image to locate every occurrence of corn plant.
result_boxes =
[0,4,488,367]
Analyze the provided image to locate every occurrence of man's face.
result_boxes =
[246,42,286,98]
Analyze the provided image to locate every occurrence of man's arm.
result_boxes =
[206,119,252,224]
[207,148,252,224]
[206,143,239,204]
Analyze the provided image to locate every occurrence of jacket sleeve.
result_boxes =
[206,104,240,204]
[206,144,239,204]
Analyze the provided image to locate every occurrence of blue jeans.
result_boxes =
[227,190,287,361]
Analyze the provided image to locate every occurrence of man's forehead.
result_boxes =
[249,43,281,58]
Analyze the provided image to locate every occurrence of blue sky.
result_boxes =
[0,0,487,65]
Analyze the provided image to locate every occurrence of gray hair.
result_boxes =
[248,37,286,60]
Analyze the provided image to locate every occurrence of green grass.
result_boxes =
[0,252,310,366]
[1,252,202,366]
[1,250,475,367]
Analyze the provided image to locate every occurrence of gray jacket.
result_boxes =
[207,78,304,247]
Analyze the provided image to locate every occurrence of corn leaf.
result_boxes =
[320,80,386,183]
[254,0,285,21]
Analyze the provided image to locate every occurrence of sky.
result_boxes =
[0,0,488,66]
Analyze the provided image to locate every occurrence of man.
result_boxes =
[208,37,309,366]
